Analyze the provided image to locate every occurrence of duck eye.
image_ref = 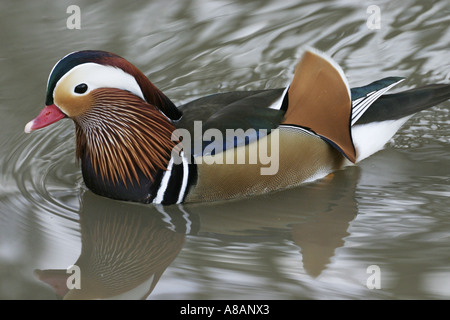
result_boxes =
[74,83,88,94]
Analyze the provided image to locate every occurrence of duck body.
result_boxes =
[25,49,450,205]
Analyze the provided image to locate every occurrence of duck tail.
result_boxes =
[351,82,450,162]
[355,83,450,125]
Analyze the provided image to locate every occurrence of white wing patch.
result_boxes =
[268,86,289,110]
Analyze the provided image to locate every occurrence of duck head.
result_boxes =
[25,50,182,202]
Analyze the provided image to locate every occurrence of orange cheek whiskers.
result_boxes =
[74,89,176,187]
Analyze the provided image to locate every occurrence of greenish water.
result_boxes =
[0,0,449,299]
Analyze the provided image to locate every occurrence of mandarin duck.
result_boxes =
[25,49,450,204]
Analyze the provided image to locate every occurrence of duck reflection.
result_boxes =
[35,193,186,299]
[35,167,359,299]
[194,166,359,278]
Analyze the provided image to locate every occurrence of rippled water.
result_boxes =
[0,0,449,299]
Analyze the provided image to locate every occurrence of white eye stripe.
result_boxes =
[53,62,145,100]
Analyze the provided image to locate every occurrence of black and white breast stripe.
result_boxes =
[151,152,197,205]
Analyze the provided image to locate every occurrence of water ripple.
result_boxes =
[2,122,80,225]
